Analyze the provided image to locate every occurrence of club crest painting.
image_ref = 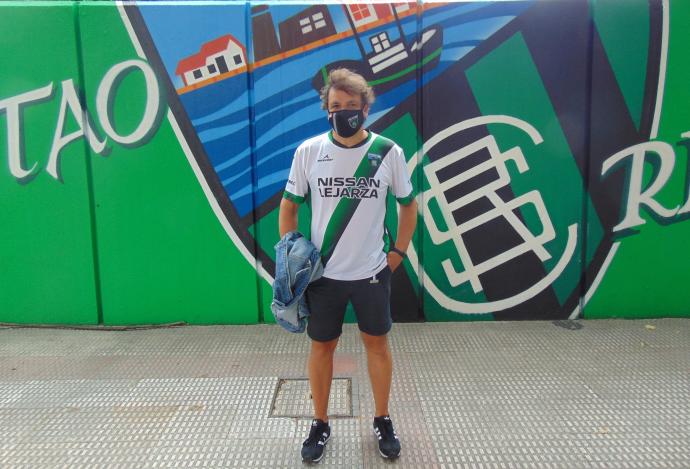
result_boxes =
[2,0,690,325]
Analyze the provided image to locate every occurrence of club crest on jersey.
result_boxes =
[368,153,382,167]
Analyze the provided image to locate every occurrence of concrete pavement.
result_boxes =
[0,318,688,468]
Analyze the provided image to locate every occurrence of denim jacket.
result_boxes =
[271,231,323,333]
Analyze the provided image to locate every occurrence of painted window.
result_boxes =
[350,4,372,22]
[233,54,242,65]
[394,3,411,13]
[193,69,202,79]
[370,32,391,53]
[208,64,217,74]
[313,12,326,30]
[300,11,327,34]
[299,17,313,34]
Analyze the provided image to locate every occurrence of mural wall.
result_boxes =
[2,0,689,325]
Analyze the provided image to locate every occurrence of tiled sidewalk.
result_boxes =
[0,318,688,468]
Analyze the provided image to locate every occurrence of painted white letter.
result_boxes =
[46,79,107,181]
[0,83,53,181]
[96,59,161,145]
[601,141,679,231]
[676,131,690,214]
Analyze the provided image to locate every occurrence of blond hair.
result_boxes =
[319,68,375,110]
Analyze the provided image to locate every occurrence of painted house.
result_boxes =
[278,5,336,51]
[345,3,413,29]
[176,34,247,86]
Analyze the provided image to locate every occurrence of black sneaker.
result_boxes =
[301,419,331,463]
[373,415,401,459]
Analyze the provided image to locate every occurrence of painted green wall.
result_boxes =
[585,0,690,318]
[1,1,259,325]
[1,1,688,325]
[0,3,98,324]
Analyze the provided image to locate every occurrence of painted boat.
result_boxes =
[311,24,443,95]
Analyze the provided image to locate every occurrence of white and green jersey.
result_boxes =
[284,130,415,281]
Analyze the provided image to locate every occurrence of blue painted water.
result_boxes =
[176,2,532,217]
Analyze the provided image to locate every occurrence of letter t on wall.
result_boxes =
[0,83,53,182]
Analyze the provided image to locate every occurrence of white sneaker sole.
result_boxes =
[378,448,401,459]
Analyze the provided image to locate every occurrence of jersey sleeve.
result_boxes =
[390,145,415,205]
[283,147,308,204]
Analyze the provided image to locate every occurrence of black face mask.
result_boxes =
[328,109,365,138]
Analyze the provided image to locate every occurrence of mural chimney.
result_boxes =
[251,5,281,62]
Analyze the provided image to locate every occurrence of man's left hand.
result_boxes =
[387,251,403,272]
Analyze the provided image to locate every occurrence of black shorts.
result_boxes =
[305,265,392,342]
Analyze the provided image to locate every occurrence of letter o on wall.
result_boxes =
[96,59,160,145]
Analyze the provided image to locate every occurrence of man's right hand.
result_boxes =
[387,251,403,272]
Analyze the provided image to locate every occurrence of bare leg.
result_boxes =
[308,337,339,422]
[360,332,392,417]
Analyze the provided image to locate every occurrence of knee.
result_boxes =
[311,338,338,356]
[362,333,390,357]
[367,345,391,359]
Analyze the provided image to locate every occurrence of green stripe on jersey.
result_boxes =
[283,191,305,204]
[320,135,395,265]
[396,190,416,205]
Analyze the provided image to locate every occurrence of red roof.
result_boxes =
[175,34,246,75]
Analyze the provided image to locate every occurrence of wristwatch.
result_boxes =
[389,246,407,258]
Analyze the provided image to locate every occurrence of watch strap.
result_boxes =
[390,246,407,258]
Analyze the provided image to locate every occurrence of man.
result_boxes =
[278,68,417,463]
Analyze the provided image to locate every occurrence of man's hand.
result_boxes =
[387,251,404,272]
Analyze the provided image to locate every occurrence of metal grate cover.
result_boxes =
[270,377,353,418]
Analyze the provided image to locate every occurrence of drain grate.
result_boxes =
[553,319,584,330]
[270,378,353,418]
